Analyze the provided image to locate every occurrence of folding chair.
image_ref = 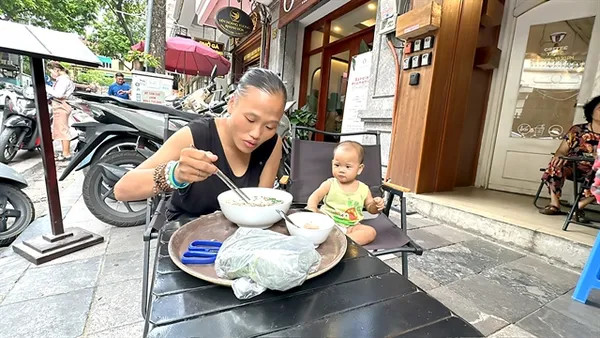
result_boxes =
[282,126,423,276]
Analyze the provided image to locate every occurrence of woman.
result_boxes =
[46,61,75,161]
[114,68,286,220]
[540,95,600,222]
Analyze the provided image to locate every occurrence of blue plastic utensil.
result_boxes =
[181,240,223,264]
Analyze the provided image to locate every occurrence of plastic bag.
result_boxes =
[215,228,321,299]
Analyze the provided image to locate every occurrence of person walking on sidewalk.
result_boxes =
[46,61,75,161]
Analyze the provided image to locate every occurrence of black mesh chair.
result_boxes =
[282,126,423,276]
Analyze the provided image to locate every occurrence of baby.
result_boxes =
[306,141,385,245]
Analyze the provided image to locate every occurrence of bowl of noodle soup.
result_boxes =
[217,187,293,228]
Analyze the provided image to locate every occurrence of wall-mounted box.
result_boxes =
[396,1,442,40]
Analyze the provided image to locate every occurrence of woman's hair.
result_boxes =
[47,61,66,72]
[235,68,287,102]
[584,95,600,122]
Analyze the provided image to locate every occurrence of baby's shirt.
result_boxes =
[319,178,369,226]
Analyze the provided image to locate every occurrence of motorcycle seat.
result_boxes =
[74,92,198,121]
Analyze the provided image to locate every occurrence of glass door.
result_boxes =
[488,1,600,195]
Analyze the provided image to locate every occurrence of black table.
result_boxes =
[143,220,482,337]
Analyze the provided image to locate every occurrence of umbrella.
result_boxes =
[132,37,230,76]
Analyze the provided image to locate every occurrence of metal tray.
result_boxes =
[168,211,348,286]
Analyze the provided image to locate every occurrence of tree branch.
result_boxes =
[105,0,136,45]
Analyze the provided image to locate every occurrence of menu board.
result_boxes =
[130,70,173,105]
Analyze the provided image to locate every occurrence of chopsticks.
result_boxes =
[215,168,253,205]
[188,144,253,205]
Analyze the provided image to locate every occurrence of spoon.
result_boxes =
[276,210,300,228]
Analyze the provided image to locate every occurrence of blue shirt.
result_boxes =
[108,82,131,99]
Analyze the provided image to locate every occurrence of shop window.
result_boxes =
[329,1,377,43]
[310,24,325,50]
[304,52,322,113]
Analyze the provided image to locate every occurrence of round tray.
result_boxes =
[168,211,348,286]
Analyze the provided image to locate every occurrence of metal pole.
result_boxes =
[30,57,64,235]
[144,0,154,54]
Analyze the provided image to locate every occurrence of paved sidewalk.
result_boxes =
[384,212,600,337]
[0,187,599,336]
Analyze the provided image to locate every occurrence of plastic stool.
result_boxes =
[573,232,600,303]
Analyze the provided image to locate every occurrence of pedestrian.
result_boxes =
[108,72,131,99]
[46,61,75,161]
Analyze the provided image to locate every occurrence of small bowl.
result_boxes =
[217,187,293,228]
[285,212,335,246]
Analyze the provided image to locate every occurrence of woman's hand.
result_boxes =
[174,147,218,184]
[550,155,566,168]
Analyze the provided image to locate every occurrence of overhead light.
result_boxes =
[368,3,377,11]
[333,26,342,32]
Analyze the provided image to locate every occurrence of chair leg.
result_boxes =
[563,185,582,231]
[141,239,151,319]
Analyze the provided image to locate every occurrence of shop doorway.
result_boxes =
[299,0,376,141]
[488,0,600,195]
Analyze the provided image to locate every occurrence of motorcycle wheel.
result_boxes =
[0,183,35,246]
[83,151,146,227]
[82,137,138,176]
[0,127,21,164]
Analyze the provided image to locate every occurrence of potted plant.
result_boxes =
[289,104,317,140]
[125,51,159,72]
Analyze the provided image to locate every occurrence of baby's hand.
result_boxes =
[373,197,385,212]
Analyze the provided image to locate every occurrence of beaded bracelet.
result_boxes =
[152,163,171,194]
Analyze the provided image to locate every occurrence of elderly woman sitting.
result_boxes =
[539,95,600,222]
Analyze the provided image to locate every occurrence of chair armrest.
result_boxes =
[381,182,410,196]
[279,175,290,185]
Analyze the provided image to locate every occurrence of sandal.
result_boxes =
[539,205,563,215]
[56,154,72,162]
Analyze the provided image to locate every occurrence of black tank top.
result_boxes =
[166,118,277,220]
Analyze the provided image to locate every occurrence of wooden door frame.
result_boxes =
[315,28,375,135]
[298,0,373,110]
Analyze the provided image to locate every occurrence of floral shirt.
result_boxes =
[563,123,600,171]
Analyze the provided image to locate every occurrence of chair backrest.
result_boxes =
[288,127,382,204]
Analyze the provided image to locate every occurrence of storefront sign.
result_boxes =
[194,38,225,55]
[215,7,254,38]
[340,52,372,141]
[278,0,321,29]
[131,70,173,105]
[243,47,261,63]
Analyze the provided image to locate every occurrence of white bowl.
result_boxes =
[285,212,335,246]
[217,187,293,228]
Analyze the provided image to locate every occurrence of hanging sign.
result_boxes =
[278,0,321,29]
[215,7,254,38]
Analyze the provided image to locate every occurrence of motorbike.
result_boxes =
[0,162,34,246]
[0,86,40,164]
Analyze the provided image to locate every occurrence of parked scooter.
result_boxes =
[0,162,34,246]
[0,86,39,164]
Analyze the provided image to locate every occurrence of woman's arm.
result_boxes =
[306,180,332,212]
[550,139,570,168]
[258,136,283,188]
[114,127,193,201]
[114,126,219,201]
